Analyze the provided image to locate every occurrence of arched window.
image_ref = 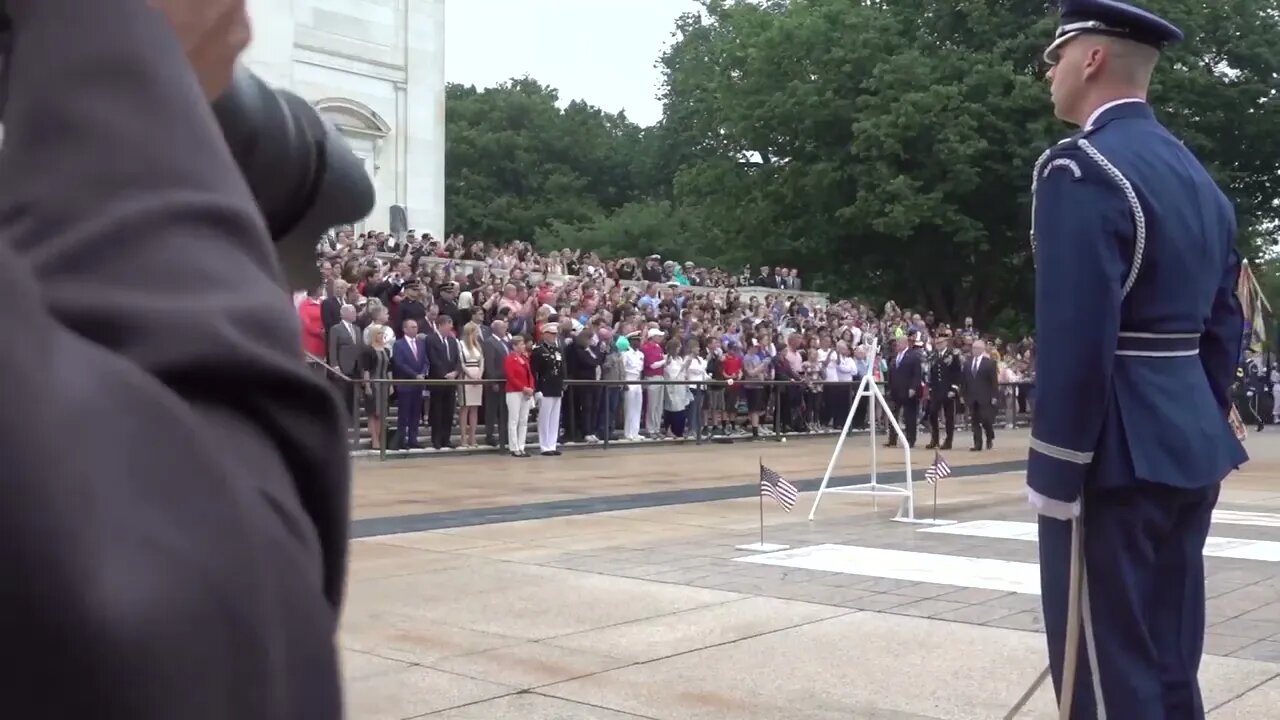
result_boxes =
[314,98,391,232]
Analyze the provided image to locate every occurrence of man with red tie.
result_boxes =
[392,319,429,450]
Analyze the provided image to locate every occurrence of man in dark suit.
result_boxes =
[963,339,998,451]
[482,319,511,447]
[327,303,364,414]
[392,319,429,450]
[0,1,349,717]
[425,314,463,449]
[885,335,923,448]
[320,278,345,345]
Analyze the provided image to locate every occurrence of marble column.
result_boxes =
[403,0,447,239]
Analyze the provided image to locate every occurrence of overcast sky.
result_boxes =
[444,0,702,127]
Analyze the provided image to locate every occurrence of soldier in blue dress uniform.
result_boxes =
[1028,1,1249,717]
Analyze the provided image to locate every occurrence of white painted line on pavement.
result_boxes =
[1211,510,1280,528]
[920,520,1280,562]
[735,543,1041,594]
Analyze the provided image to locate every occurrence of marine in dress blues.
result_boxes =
[1028,1,1248,718]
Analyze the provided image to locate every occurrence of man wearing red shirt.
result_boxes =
[297,288,326,374]
[639,328,667,437]
[720,342,744,434]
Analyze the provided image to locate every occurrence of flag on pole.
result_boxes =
[760,465,799,512]
[924,451,952,486]
[1237,260,1270,360]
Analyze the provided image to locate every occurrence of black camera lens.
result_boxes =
[212,65,375,286]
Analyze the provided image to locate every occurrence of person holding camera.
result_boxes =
[0,1,353,717]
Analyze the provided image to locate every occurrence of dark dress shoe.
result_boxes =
[970,446,982,452]
[941,441,953,450]
[541,451,557,457]
[986,439,994,450]
[925,442,938,450]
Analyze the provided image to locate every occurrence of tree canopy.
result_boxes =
[444,0,1280,329]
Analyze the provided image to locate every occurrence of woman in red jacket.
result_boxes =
[503,335,536,457]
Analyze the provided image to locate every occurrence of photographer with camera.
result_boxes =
[0,0,363,717]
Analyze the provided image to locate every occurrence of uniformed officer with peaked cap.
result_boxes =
[925,329,962,450]
[1029,1,1248,717]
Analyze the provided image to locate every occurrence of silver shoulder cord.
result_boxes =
[1028,139,1147,300]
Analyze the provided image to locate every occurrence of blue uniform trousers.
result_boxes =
[1039,481,1219,719]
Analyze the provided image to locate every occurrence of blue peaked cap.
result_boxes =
[1045,0,1184,64]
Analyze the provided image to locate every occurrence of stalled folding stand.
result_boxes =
[808,340,953,526]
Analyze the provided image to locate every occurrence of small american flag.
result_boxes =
[760,464,799,512]
[924,451,952,485]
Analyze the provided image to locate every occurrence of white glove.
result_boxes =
[1026,486,1079,521]
[534,392,543,406]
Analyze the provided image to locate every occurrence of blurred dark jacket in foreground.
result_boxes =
[0,0,350,717]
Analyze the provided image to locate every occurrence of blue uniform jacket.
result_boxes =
[1028,101,1248,503]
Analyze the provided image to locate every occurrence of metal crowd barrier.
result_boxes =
[305,353,1036,461]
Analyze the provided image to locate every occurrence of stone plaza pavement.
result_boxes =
[340,429,1280,719]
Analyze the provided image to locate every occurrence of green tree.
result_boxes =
[657,0,1280,324]
[444,78,652,241]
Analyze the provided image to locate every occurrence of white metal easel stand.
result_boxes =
[808,344,953,526]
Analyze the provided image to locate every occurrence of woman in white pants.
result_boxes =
[620,335,645,440]
[503,336,535,457]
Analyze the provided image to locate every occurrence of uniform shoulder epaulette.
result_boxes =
[1030,123,1147,300]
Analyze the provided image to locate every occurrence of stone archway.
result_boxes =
[314,98,391,232]
[314,97,390,176]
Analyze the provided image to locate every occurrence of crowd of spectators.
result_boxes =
[299,230,1037,453]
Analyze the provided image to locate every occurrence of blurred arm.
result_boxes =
[0,0,348,716]
[1201,241,1244,414]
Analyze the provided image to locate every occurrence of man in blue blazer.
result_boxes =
[392,318,429,450]
[1029,2,1248,717]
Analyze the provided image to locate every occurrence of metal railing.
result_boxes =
[306,353,1036,460]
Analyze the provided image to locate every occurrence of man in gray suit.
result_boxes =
[483,319,512,447]
[0,1,348,718]
[329,303,365,414]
